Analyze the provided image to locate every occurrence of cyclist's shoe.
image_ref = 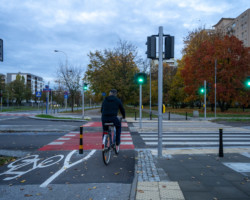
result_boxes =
[116,142,120,146]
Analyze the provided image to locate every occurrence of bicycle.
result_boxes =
[102,120,121,165]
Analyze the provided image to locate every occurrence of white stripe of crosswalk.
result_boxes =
[141,132,250,147]
[142,137,250,141]
[140,134,250,137]
[145,141,250,145]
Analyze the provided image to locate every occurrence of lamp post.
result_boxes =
[54,50,68,111]
[54,50,68,67]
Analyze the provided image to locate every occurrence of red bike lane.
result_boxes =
[38,121,134,151]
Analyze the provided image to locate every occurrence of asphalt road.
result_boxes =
[0,115,136,200]
[0,116,85,132]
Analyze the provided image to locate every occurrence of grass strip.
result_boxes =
[125,106,157,118]
[35,114,82,120]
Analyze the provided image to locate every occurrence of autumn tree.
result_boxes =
[182,34,250,111]
[85,40,140,104]
[148,61,177,106]
[168,59,187,108]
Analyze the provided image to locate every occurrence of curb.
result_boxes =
[28,116,87,122]
[130,150,139,200]
[129,164,138,200]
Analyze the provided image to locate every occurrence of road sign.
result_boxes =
[102,92,106,96]
[64,95,68,99]
[36,91,42,97]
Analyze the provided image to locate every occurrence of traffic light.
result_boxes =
[207,82,212,93]
[199,87,205,94]
[0,39,3,62]
[246,76,250,88]
[83,83,88,91]
[146,36,156,59]
[165,36,174,59]
[134,73,147,85]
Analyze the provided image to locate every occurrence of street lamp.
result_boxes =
[54,50,68,111]
[54,49,68,67]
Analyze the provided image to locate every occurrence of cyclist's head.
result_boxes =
[109,89,117,96]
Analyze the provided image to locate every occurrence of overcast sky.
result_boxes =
[0,0,249,87]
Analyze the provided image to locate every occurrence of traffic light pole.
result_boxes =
[204,80,206,120]
[139,84,142,129]
[82,81,85,120]
[149,61,152,119]
[158,26,163,158]
[215,60,217,119]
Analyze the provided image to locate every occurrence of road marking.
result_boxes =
[140,134,250,137]
[223,162,250,173]
[57,138,71,140]
[40,150,96,188]
[121,142,133,145]
[142,137,250,141]
[145,141,250,145]
[0,155,64,181]
[48,142,65,145]
[241,152,250,159]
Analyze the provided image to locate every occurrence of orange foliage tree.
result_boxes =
[181,35,250,112]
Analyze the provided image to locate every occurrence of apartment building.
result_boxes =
[6,73,44,94]
[213,8,250,47]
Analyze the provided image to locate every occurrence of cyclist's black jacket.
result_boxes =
[101,95,125,119]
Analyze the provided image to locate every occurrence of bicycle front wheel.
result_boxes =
[102,134,111,165]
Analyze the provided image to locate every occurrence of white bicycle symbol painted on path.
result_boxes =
[0,150,96,187]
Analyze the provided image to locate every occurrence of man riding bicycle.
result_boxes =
[101,89,125,147]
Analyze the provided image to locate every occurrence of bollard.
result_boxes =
[186,112,187,120]
[168,112,170,120]
[150,111,152,120]
[79,126,83,154]
[135,112,137,121]
[219,128,224,157]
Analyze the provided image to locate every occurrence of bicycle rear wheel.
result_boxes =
[102,134,111,165]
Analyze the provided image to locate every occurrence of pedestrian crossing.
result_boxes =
[140,132,250,148]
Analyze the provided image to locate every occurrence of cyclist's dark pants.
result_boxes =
[102,116,121,145]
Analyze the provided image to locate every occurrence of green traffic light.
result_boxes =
[138,78,144,83]
[83,83,88,91]
[247,81,250,87]
[200,88,204,93]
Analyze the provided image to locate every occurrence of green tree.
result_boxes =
[85,40,140,103]
[11,74,26,105]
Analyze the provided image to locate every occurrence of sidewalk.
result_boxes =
[130,118,250,199]
[133,149,250,200]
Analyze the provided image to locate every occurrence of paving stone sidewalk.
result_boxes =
[135,150,185,200]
